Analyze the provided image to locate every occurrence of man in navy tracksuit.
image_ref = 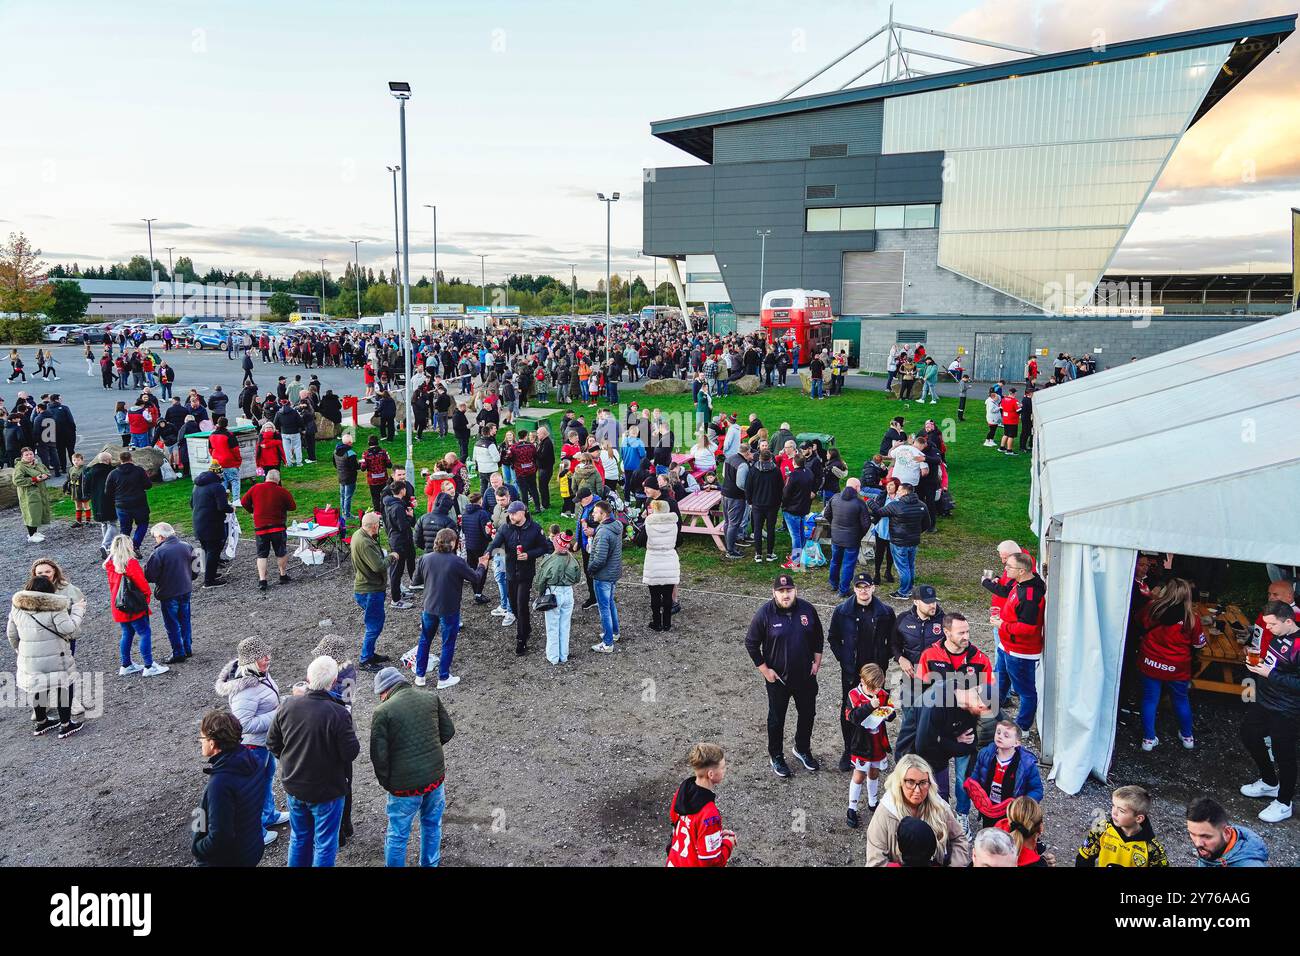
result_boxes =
[828,572,897,770]
[745,574,824,779]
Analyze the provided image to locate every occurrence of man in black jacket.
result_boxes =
[535,425,555,511]
[744,574,824,778]
[891,585,946,757]
[828,572,897,770]
[720,444,752,559]
[745,449,783,563]
[487,501,550,655]
[104,450,153,551]
[866,482,931,599]
[452,402,471,462]
[333,433,359,531]
[823,478,872,597]
[274,399,304,467]
[376,391,397,442]
[266,656,360,867]
[193,710,265,867]
[779,454,814,571]
[382,483,416,609]
[48,394,76,475]
[208,385,230,420]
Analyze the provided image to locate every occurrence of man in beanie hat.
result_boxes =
[895,815,939,867]
[828,572,896,772]
[266,655,360,867]
[214,635,289,846]
[370,666,456,867]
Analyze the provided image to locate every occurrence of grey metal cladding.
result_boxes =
[712,100,883,164]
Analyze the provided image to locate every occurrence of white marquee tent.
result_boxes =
[1030,311,1300,793]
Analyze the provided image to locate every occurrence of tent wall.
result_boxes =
[1042,541,1136,794]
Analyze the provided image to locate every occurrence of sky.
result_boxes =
[1,0,1297,287]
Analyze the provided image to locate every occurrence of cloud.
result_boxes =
[1141,183,1300,212]
[1109,232,1290,272]
[110,221,198,231]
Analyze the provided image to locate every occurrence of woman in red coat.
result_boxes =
[256,424,285,473]
[105,533,167,676]
[1137,577,1205,752]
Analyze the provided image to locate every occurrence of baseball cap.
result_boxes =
[506,501,526,514]
[915,584,938,602]
[773,574,797,591]
[853,572,875,587]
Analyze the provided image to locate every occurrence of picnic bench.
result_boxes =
[671,451,712,482]
[1190,602,1252,696]
[676,489,726,552]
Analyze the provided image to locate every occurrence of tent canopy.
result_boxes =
[1031,311,1300,793]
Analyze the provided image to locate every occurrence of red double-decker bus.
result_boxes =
[760,289,834,357]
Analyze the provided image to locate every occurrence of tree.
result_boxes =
[0,232,53,318]
[174,256,196,282]
[47,279,91,323]
[267,291,295,319]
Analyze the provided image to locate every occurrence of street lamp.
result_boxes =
[478,254,487,306]
[597,192,619,357]
[142,218,157,317]
[756,229,771,315]
[627,269,632,315]
[423,204,438,308]
[389,80,415,478]
[164,246,176,317]
[350,240,362,319]
[386,165,402,321]
[319,258,327,316]
[570,264,576,317]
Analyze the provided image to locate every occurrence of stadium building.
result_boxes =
[643,15,1296,378]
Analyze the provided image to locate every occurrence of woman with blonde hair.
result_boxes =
[641,499,680,632]
[598,439,622,487]
[864,753,970,867]
[996,795,1053,866]
[1136,576,1204,752]
[104,533,167,677]
[31,557,87,655]
[690,431,716,475]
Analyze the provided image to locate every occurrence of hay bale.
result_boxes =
[732,374,762,395]
[641,377,690,396]
[0,468,16,511]
[315,413,338,442]
[96,442,165,479]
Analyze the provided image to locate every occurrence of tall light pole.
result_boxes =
[756,228,772,314]
[319,258,327,316]
[164,246,176,317]
[423,204,438,308]
[627,269,632,314]
[141,218,157,317]
[570,264,576,317]
[653,257,657,308]
[389,80,415,478]
[478,255,487,306]
[386,164,402,321]
[350,240,362,319]
[597,192,619,357]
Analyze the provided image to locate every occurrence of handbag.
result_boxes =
[113,574,148,616]
[532,590,558,612]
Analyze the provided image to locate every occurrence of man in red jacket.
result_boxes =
[240,469,296,591]
[991,553,1045,732]
[998,388,1022,457]
[982,540,1036,621]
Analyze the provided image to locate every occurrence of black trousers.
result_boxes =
[389,544,415,601]
[510,575,534,650]
[537,469,552,510]
[899,379,914,400]
[581,550,597,603]
[518,473,542,512]
[839,672,858,755]
[368,484,385,514]
[33,683,74,725]
[456,432,469,462]
[751,506,778,556]
[957,396,967,421]
[200,536,223,584]
[874,540,894,581]
[648,584,674,630]
[380,416,396,441]
[465,545,486,595]
[302,436,316,461]
[765,677,818,759]
[1242,704,1299,805]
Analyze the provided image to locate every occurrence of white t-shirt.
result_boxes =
[891,444,924,485]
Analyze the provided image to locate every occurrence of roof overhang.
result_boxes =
[651,15,1296,163]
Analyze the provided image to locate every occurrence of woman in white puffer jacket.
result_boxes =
[8,575,84,737]
[641,500,680,633]
[214,635,288,845]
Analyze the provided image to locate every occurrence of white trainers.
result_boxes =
[142,663,170,677]
[612,632,621,643]
[1180,735,1195,750]
[391,600,413,610]
[263,830,279,846]
[490,607,507,617]
[1141,737,1158,751]
[27,532,46,543]
[590,642,613,654]
[1241,778,1281,799]
[118,663,144,676]
[414,674,427,686]
[501,613,516,627]
[983,440,995,447]
[437,675,461,689]
[271,810,289,826]
[1259,800,1293,823]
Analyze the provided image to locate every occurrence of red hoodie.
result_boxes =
[998,574,1046,658]
[1138,602,1206,681]
[666,778,732,868]
[988,550,1037,616]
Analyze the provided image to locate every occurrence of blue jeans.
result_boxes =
[812,377,824,399]
[494,554,512,612]
[890,543,917,596]
[339,483,355,527]
[828,545,860,595]
[251,746,281,829]
[953,753,973,815]
[595,579,619,646]
[920,380,938,402]
[418,612,461,681]
[222,467,241,503]
[544,585,574,663]
[117,508,149,549]
[579,379,590,401]
[354,591,386,662]
[159,594,192,656]
[119,617,153,667]
[1141,675,1193,741]
[783,511,807,562]
[286,793,345,867]
[385,784,446,867]
[130,433,151,448]
[996,648,1040,731]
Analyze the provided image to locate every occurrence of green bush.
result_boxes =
[0,317,47,343]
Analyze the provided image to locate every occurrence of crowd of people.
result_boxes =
[2,316,1289,869]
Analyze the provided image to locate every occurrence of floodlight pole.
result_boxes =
[393,86,415,477]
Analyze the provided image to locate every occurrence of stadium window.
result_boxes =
[875,205,906,229]
[840,206,876,230]
[806,207,841,231]
[904,204,936,228]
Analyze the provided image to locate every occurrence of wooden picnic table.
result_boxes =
[1190,602,1252,696]
[676,489,726,552]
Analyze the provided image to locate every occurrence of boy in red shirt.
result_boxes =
[999,387,1021,456]
[666,743,736,867]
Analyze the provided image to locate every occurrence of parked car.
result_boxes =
[42,324,88,343]
[193,328,232,349]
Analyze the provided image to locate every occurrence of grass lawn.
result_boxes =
[58,385,1035,603]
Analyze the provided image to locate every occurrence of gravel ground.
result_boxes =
[1,503,1293,867]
